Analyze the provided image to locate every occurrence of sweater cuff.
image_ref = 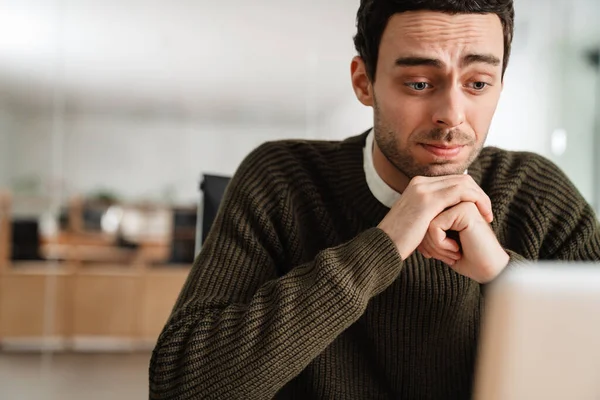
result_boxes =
[505,249,530,268]
[482,249,530,289]
[494,249,531,281]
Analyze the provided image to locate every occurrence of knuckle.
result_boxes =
[413,186,431,202]
[450,184,463,197]
[420,191,433,204]
[411,176,424,185]
[462,174,474,183]
[428,223,439,235]
[469,187,482,199]
[460,174,475,186]
[412,183,425,195]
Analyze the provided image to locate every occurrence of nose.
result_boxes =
[431,87,466,129]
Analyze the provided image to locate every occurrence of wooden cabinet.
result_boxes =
[0,266,70,339]
[139,268,189,341]
[0,192,11,271]
[0,264,190,351]
[0,192,192,351]
[71,271,139,338]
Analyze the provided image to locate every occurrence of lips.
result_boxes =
[421,143,465,158]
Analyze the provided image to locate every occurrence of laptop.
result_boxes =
[473,262,600,399]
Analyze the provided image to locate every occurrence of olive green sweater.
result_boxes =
[149,132,600,399]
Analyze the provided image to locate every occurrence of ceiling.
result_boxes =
[0,0,360,123]
[0,0,598,124]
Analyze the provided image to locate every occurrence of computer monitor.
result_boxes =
[473,263,600,400]
[198,174,230,246]
[167,207,197,264]
[11,219,42,261]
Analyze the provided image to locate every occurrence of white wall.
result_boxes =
[555,0,600,208]
[554,47,598,206]
[9,112,307,205]
[0,108,14,189]
[595,73,600,213]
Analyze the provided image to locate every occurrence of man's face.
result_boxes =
[367,11,504,179]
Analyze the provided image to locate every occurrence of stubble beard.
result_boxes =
[372,100,484,179]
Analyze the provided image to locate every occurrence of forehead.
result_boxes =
[380,11,504,60]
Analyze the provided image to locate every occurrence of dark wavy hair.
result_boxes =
[353,0,514,81]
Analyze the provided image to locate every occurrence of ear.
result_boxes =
[351,56,374,107]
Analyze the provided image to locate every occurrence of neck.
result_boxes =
[372,138,411,194]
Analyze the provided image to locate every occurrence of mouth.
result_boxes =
[420,143,465,159]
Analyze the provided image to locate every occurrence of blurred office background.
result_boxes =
[0,0,599,398]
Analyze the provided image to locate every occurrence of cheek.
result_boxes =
[467,96,501,137]
[377,90,424,134]
[380,103,418,143]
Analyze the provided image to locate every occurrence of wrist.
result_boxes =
[482,249,510,283]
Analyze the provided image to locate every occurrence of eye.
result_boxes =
[405,82,431,91]
[470,81,489,91]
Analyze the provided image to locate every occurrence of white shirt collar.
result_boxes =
[363,129,400,208]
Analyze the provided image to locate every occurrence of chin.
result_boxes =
[409,162,469,178]
[425,166,465,177]
[412,147,480,177]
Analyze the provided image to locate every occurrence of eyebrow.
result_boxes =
[462,53,501,67]
[395,57,443,68]
[394,53,501,68]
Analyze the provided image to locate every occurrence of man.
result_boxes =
[150,0,600,399]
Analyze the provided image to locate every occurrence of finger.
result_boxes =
[428,247,462,262]
[442,184,492,223]
[409,174,465,185]
[422,175,492,222]
[409,175,494,223]
[421,239,456,264]
[442,249,462,261]
[439,257,457,266]
[423,236,462,264]
[421,232,441,256]
[431,202,476,233]
[420,237,462,262]
[427,224,461,252]
[418,247,432,259]
[441,237,460,253]
[417,243,432,258]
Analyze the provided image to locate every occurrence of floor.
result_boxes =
[0,352,151,399]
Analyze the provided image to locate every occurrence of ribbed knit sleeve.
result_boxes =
[149,143,404,400]
[472,147,600,264]
[526,155,600,261]
[486,151,600,281]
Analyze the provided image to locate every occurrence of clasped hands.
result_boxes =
[378,174,509,283]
